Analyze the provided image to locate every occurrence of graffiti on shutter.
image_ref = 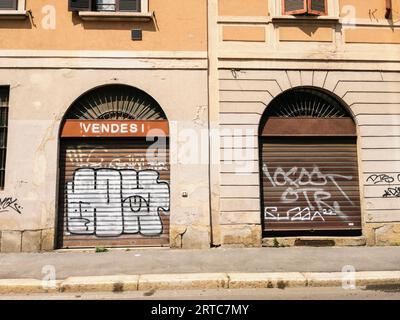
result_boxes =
[67,168,169,237]
[260,88,361,232]
[261,138,361,231]
[58,85,170,248]
[59,139,170,247]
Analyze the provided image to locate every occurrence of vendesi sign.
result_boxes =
[61,120,169,137]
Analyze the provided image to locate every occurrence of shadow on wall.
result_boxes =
[71,12,157,32]
[0,18,33,29]
[297,24,319,37]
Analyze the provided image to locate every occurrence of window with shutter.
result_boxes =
[0,0,17,10]
[307,0,327,15]
[69,0,140,12]
[69,0,93,11]
[118,0,140,12]
[0,87,9,190]
[282,0,307,15]
[96,0,116,11]
[282,0,327,16]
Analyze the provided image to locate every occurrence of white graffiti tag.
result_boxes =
[264,206,337,222]
[66,168,170,237]
[262,164,355,219]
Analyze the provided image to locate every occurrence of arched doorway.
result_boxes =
[57,84,170,248]
[259,87,361,236]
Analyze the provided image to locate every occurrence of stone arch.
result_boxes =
[56,84,171,249]
[258,86,362,236]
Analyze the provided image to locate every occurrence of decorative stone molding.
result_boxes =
[0,10,28,20]
[78,11,153,22]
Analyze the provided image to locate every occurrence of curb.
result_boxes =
[0,271,399,294]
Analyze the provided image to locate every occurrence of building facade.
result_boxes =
[210,0,400,248]
[0,0,211,251]
[0,0,399,252]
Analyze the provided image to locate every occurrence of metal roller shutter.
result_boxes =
[259,88,361,234]
[58,138,170,248]
[260,136,361,232]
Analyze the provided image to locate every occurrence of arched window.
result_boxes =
[259,87,361,235]
[63,84,166,120]
[57,85,170,248]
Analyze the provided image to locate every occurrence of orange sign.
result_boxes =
[61,120,169,138]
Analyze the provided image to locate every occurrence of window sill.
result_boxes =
[0,10,28,20]
[272,15,339,24]
[78,11,154,22]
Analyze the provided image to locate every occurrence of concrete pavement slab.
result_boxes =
[0,247,399,280]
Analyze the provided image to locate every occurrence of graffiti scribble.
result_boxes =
[0,197,23,214]
[66,168,170,237]
[262,164,355,220]
[366,174,397,185]
[383,187,400,198]
[264,206,336,222]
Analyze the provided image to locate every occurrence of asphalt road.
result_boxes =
[2,286,400,300]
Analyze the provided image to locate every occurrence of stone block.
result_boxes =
[170,225,210,249]
[262,236,366,247]
[61,276,139,293]
[1,231,22,253]
[41,228,55,251]
[220,224,261,247]
[375,224,400,246]
[138,273,228,291]
[21,230,41,253]
[228,272,306,289]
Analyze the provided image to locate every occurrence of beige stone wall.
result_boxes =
[216,0,400,54]
[218,0,269,16]
[0,62,210,252]
[340,0,400,19]
[217,68,400,246]
[222,26,266,42]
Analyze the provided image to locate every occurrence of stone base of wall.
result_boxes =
[262,223,400,247]
[170,225,211,249]
[0,229,54,253]
[262,236,366,247]
[220,224,262,247]
[1,226,212,252]
[364,223,400,246]
[3,223,400,252]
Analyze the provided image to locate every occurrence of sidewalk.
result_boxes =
[0,247,399,293]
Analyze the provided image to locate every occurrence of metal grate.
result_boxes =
[265,88,349,118]
[65,85,167,120]
[0,87,9,189]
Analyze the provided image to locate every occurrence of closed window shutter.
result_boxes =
[0,0,17,10]
[118,0,140,12]
[68,0,93,11]
[283,0,307,15]
[307,0,327,15]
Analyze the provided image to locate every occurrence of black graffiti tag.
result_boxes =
[366,174,397,185]
[367,174,393,184]
[383,187,400,198]
[0,197,23,214]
